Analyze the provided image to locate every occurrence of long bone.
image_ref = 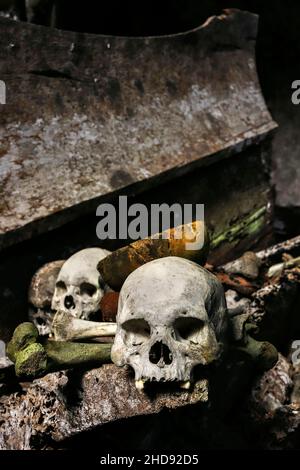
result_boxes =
[52,310,117,342]
[7,322,112,379]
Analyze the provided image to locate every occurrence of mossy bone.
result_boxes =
[7,322,112,379]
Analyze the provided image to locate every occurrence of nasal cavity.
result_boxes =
[149,341,173,366]
[64,295,75,310]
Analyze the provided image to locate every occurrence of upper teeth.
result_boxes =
[135,379,145,390]
[180,380,191,390]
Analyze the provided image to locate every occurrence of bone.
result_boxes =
[29,260,65,310]
[135,379,145,391]
[28,260,65,336]
[44,340,112,371]
[267,255,300,279]
[180,380,191,390]
[52,311,117,342]
[6,322,48,378]
[7,322,112,378]
[235,323,278,371]
[6,322,39,362]
[112,256,227,386]
[15,340,112,379]
[225,289,250,317]
[51,248,111,320]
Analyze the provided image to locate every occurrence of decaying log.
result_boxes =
[0,366,208,450]
[214,237,300,449]
[243,270,300,348]
[256,234,300,264]
[221,235,300,349]
[250,353,293,413]
[237,353,300,449]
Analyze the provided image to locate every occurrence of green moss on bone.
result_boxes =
[237,336,278,371]
[44,341,112,370]
[15,342,47,378]
[7,322,39,362]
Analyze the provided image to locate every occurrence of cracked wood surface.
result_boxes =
[0,365,208,449]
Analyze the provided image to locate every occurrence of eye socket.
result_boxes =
[122,319,151,346]
[55,280,67,293]
[122,319,151,336]
[174,317,204,341]
[80,282,97,296]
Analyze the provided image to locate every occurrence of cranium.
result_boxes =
[28,260,65,336]
[28,309,56,337]
[111,256,228,388]
[51,248,111,320]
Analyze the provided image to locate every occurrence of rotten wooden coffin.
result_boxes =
[0,9,276,261]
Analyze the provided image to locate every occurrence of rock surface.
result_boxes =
[0,364,208,450]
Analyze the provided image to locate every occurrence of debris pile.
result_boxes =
[1,229,300,449]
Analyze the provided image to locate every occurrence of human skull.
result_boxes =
[28,308,56,337]
[28,260,65,336]
[51,248,111,320]
[111,257,228,387]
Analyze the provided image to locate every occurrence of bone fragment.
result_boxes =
[267,255,300,279]
[52,311,117,341]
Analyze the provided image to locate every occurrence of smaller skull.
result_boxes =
[51,248,111,320]
[28,260,65,336]
[28,308,56,337]
[112,257,228,387]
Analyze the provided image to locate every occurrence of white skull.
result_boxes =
[112,257,228,385]
[51,248,111,320]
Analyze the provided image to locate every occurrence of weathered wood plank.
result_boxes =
[0,365,208,449]
[0,10,276,250]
